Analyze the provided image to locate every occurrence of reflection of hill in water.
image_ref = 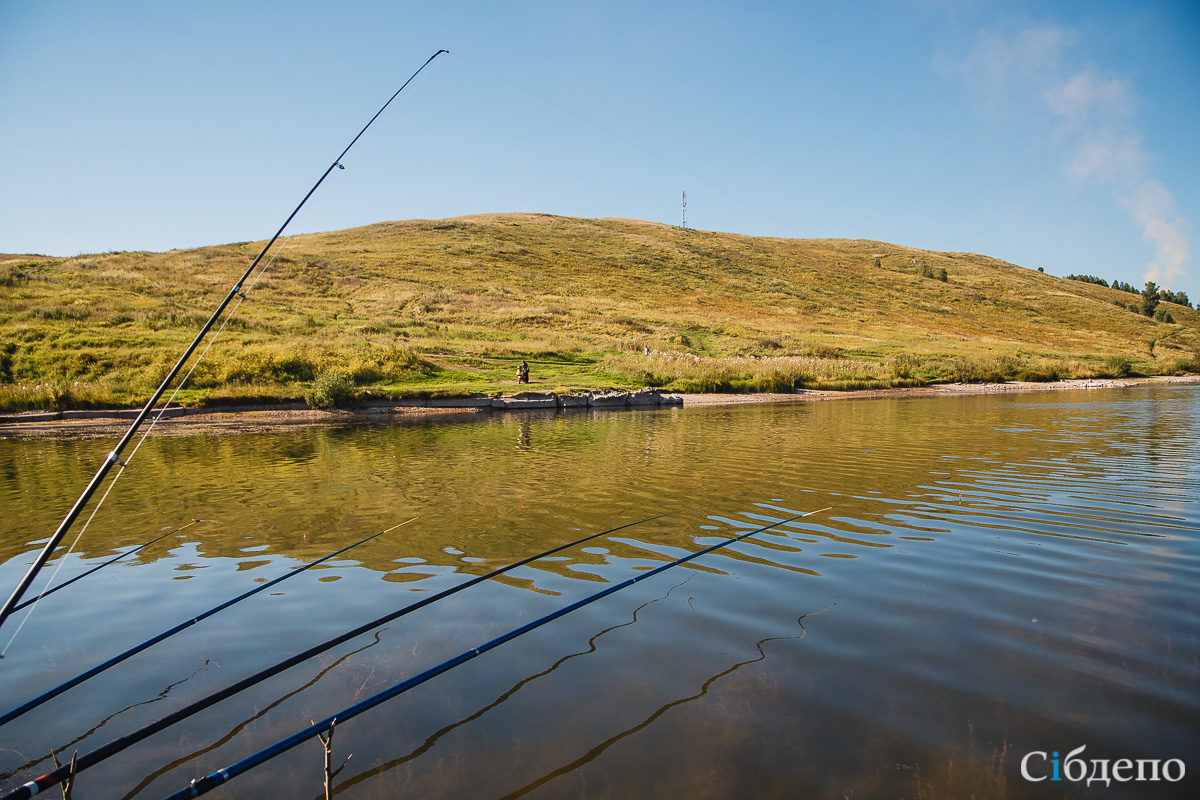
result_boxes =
[5,390,1181,594]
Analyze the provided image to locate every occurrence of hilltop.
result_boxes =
[1,213,1197,411]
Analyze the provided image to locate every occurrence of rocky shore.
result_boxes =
[2,377,1197,433]
[0,388,683,429]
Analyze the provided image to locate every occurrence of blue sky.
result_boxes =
[2,0,1198,301]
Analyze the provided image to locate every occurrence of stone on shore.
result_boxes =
[492,392,558,409]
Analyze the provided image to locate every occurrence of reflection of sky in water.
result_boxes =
[0,386,1197,799]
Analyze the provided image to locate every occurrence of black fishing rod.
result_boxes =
[0,519,414,728]
[0,513,671,800]
[10,519,200,614]
[157,509,827,800]
[0,49,449,637]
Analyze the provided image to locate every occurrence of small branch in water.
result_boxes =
[49,750,76,800]
[315,719,351,800]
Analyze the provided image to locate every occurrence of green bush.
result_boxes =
[1174,353,1200,374]
[889,354,920,379]
[1014,368,1059,382]
[304,370,355,408]
[1102,356,1133,378]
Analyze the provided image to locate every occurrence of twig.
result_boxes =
[315,719,351,800]
[49,750,76,800]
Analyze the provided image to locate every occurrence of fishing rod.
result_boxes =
[1,512,671,800]
[10,519,200,614]
[0,518,415,728]
[330,577,694,795]
[0,49,450,637]
[121,629,393,800]
[157,509,828,800]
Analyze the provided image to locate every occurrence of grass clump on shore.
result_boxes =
[1,214,1198,412]
[602,351,897,393]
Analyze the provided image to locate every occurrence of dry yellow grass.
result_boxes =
[1,213,1196,409]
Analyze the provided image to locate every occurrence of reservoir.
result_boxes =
[1,385,1197,798]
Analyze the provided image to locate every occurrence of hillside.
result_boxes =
[2,213,1197,410]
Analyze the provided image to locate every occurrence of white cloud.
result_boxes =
[1043,66,1135,124]
[960,24,1191,290]
[1124,179,1191,287]
[1068,136,1145,183]
[957,25,1069,115]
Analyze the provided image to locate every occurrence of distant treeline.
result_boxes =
[1066,274,1192,309]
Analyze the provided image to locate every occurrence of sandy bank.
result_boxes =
[1,376,1197,436]
[679,375,1200,406]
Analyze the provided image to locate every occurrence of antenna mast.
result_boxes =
[681,190,688,229]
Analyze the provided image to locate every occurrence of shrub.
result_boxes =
[304,370,355,408]
[748,370,794,393]
[1176,353,1200,374]
[1014,368,1059,382]
[1102,356,1133,378]
[940,357,1020,384]
[0,266,28,287]
[889,354,920,380]
[807,344,842,359]
[755,336,783,351]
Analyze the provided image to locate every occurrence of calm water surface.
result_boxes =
[0,387,1197,799]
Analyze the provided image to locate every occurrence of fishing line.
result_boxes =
[0,49,449,638]
[10,519,201,614]
[499,629,813,800]
[0,518,417,728]
[328,575,694,796]
[6,231,295,646]
[0,516,206,658]
[118,629,391,800]
[450,52,809,237]
[154,509,829,800]
[3,659,214,780]
[0,512,670,800]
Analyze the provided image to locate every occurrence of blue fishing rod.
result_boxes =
[0,49,449,638]
[0,513,672,800]
[157,509,827,800]
[0,519,416,728]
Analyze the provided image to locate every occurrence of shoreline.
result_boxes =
[1,376,1197,435]
[678,374,1200,405]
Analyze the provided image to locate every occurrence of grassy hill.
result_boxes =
[2,213,1197,411]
